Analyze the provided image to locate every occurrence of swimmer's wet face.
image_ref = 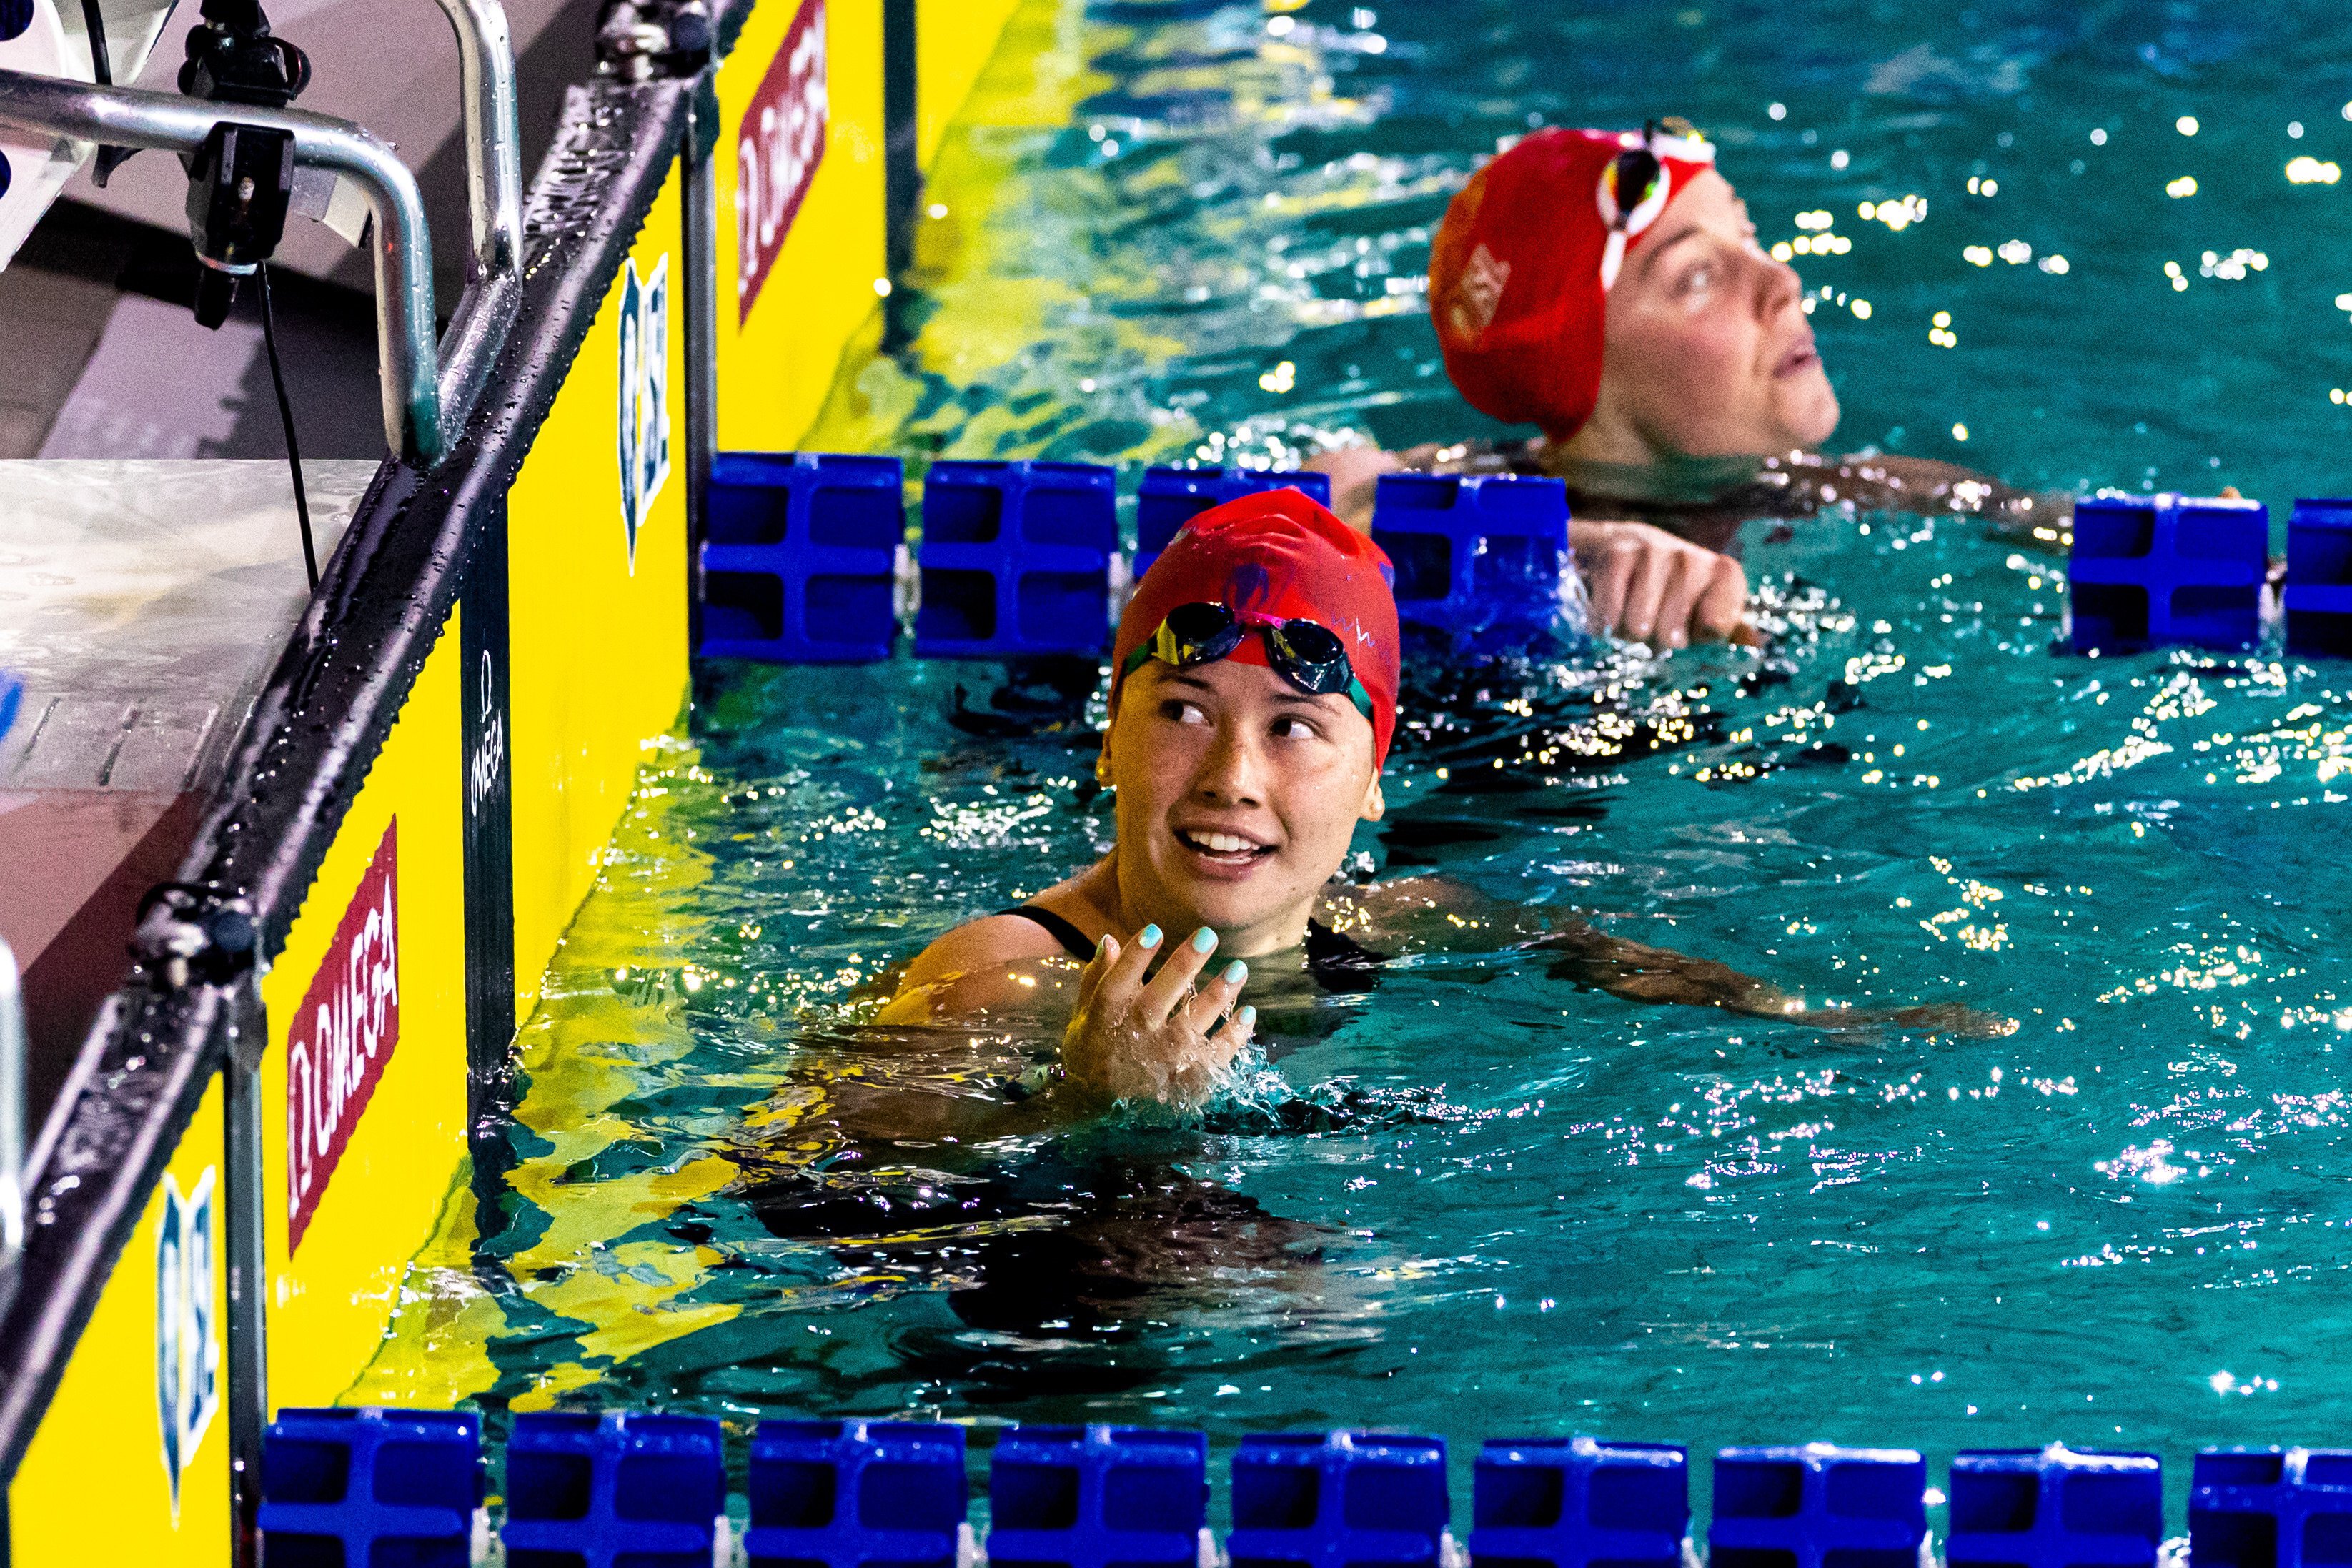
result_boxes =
[1583,168,1841,461]
[1101,655,1384,958]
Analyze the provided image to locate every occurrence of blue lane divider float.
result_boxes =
[264,1409,2352,1565]
[991,1424,1208,1568]
[259,1407,482,1568]
[504,1410,726,1568]
[700,452,906,663]
[0,669,20,745]
[1135,466,1334,580]
[1229,1431,1452,1568]
[1469,1436,1687,1568]
[2068,492,2268,652]
[1947,1446,2161,1568]
[2285,499,2352,658]
[1709,1444,1925,1568]
[746,1418,967,1568]
[1369,473,1572,633]
[2190,1448,2352,1568]
[916,460,1119,658]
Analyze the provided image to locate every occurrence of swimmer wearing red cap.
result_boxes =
[1311,121,2058,648]
[880,489,2009,1107]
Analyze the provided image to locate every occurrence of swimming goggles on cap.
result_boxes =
[1595,117,1715,290]
[1121,601,1375,720]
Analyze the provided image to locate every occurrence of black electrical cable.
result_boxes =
[257,263,318,592]
[79,0,109,83]
[79,0,142,184]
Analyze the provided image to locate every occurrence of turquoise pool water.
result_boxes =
[455,0,2352,1512]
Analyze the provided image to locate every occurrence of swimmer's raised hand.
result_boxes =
[1572,519,1750,648]
[1061,923,1256,1108]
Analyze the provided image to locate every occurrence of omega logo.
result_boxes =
[467,650,504,818]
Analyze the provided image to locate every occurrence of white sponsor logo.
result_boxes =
[156,1166,220,1522]
[285,822,400,1251]
[467,650,505,819]
[735,0,829,317]
[618,253,673,573]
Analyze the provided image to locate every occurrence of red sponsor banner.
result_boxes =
[284,820,400,1253]
[735,0,829,321]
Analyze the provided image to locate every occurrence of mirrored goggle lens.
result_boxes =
[1157,601,1244,663]
[1609,149,1662,227]
[1266,620,1354,693]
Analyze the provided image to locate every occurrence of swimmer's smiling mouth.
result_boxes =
[1173,825,1277,868]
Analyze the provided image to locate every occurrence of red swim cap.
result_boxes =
[1429,126,1716,440]
[1113,487,1401,768]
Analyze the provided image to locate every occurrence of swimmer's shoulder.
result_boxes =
[878,875,1112,1024]
[875,918,1079,1026]
[902,914,1076,986]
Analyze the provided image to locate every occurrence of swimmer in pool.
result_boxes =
[1307,121,2063,650]
[878,487,2008,1110]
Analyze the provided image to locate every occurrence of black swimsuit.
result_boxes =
[997,905,1386,994]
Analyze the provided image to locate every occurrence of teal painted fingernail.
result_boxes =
[1138,924,1162,948]
[1222,959,1247,986]
[1237,1006,1257,1029]
[1192,926,1219,953]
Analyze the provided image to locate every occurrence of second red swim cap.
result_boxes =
[1113,487,1401,768]
[1428,125,1716,440]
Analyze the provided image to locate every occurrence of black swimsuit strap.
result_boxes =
[998,905,1097,961]
[1304,918,1387,993]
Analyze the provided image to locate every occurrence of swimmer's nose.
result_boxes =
[1757,244,1802,320]
[1192,725,1267,808]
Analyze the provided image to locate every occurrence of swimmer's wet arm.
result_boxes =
[1534,922,1803,1016]
[1534,922,2018,1036]
[1800,454,2073,554]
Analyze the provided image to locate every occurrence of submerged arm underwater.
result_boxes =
[1329,874,2017,1036]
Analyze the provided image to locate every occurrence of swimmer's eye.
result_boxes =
[1678,260,1716,301]
[1271,715,1322,740]
[1161,698,1211,726]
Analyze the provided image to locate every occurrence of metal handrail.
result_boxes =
[0,69,442,465]
[427,0,525,442]
[434,0,524,282]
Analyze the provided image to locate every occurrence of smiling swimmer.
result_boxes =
[878,487,2012,1110]
[1309,121,2062,650]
